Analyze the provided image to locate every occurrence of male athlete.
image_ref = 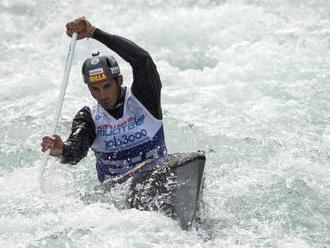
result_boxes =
[41,17,173,214]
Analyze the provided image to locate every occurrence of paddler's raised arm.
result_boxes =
[66,17,163,120]
[92,29,150,67]
[66,17,150,65]
[91,28,163,120]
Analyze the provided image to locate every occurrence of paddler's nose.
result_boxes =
[99,89,107,101]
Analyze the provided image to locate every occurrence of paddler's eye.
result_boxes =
[103,83,112,89]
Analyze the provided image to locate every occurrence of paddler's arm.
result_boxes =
[61,107,96,164]
[41,107,95,164]
[92,29,163,120]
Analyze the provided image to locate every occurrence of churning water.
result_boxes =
[1,0,330,247]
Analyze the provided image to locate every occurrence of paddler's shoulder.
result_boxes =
[72,106,93,123]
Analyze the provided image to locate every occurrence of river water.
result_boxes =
[1,0,330,247]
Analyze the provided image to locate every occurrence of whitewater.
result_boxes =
[1,0,330,247]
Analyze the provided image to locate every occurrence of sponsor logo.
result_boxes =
[96,115,145,137]
[104,129,148,150]
[134,115,145,126]
[89,73,108,83]
[97,116,134,130]
[89,68,104,75]
[110,67,120,74]
[91,58,100,65]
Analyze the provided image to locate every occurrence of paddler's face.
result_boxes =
[88,76,123,109]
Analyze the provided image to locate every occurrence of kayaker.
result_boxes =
[41,16,173,215]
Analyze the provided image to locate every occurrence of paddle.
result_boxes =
[95,159,154,191]
[39,32,78,192]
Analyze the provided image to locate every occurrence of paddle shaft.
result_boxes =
[40,32,78,192]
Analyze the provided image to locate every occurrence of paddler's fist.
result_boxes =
[65,16,95,40]
[41,135,64,157]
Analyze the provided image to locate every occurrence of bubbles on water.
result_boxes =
[1,0,330,247]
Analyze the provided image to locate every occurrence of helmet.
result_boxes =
[82,52,120,84]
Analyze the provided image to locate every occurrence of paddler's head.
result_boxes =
[82,52,123,110]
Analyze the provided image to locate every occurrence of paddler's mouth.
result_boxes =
[101,100,114,109]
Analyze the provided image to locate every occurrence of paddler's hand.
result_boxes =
[41,135,64,156]
[65,16,95,40]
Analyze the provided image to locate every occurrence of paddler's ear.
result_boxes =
[116,75,123,86]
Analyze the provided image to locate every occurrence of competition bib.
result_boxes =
[90,88,167,181]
